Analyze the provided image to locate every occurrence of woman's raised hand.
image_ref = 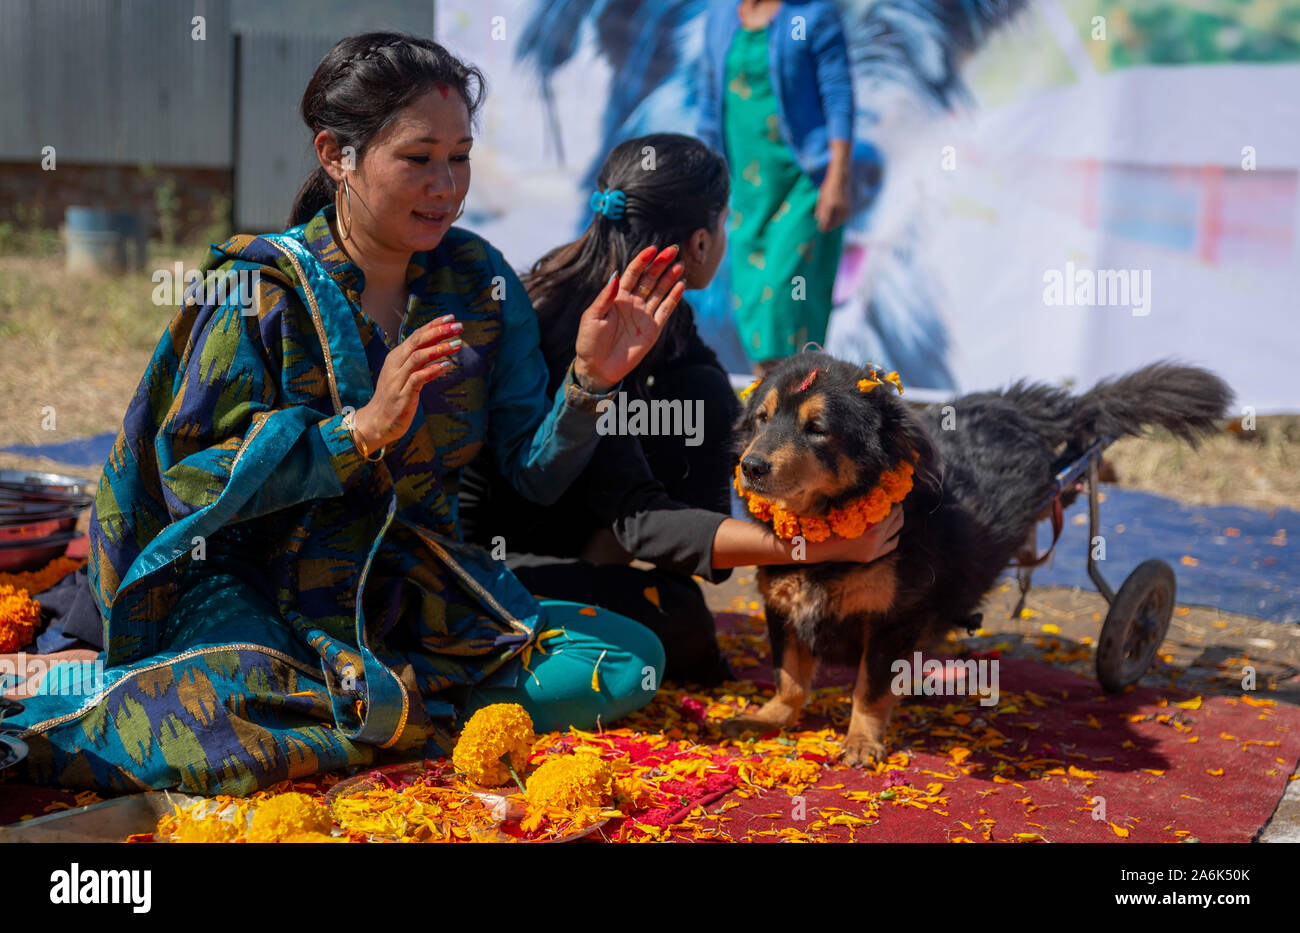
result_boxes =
[572,245,687,393]
[354,314,462,451]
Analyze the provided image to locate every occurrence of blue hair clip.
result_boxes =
[590,188,626,220]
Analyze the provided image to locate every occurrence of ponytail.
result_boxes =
[287,166,338,229]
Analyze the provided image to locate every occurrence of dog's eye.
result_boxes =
[804,421,827,436]
[753,410,768,425]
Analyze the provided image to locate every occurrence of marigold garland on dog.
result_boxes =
[733,458,916,543]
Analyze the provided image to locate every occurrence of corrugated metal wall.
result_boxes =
[0,0,234,167]
[0,2,436,233]
[234,31,337,231]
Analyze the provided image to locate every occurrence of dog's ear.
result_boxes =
[733,375,766,455]
[884,399,941,491]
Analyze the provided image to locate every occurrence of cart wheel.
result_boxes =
[1096,559,1176,692]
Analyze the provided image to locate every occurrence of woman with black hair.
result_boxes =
[459,134,901,686]
[9,34,688,795]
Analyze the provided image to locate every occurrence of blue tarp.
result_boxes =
[1015,487,1299,625]
[1,432,117,468]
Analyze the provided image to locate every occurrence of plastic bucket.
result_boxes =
[63,207,146,273]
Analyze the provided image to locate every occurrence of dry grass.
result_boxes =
[1,251,1297,513]
[0,251,191,449]
[1105,418,1300,512]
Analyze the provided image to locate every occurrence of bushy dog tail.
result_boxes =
[1001,361,1232,450]
[1070,361,1232,447]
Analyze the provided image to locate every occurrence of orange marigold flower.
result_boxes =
[862,488,893,524]
[0,584,41,653]
[880,465,914,501]
[828,503,870,539]
[0,557,85,597]
[771,508,802,540]
[799,516,832,543]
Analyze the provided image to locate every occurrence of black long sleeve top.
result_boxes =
[459,305,740,582]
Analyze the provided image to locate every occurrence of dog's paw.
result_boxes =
[839,734,887,769]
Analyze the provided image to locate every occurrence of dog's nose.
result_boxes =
[741,455,771,481]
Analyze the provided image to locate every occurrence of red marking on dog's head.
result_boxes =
[797,368,820,393]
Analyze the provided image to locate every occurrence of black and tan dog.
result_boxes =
[723,353,1231,766]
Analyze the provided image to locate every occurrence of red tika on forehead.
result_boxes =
[797,368,820,392]
[435,82,450,99]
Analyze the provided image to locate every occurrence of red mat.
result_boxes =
[679,613,1300,842]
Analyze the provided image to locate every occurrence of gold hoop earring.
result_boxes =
[338,175,353,240]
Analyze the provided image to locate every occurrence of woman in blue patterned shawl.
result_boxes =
[8,33,685,796]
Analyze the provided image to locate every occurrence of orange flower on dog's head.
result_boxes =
[857,366,904,396]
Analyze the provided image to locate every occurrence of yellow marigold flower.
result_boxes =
[525,750,614,812]
[739,378,763,402]
[857,377,882,393]
[452,702,536,788]
[246,792,333,843]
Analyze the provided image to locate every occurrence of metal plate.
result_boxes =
[0,470,96,500]
[0,792,187,843]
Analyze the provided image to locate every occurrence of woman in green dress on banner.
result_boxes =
[698,0,855,375]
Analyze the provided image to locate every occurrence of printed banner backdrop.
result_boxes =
[437,0,1300,412]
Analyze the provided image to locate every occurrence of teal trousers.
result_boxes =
[461,600,665,733]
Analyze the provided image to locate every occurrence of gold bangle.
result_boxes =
[343,410,385,462]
